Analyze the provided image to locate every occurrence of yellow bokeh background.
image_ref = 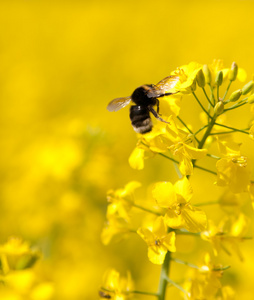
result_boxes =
[0,0,254,299]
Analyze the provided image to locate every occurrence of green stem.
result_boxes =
[209,83,216,105]
[222,81,232,101]
[177,116,200,143]
[202,87,214,106]
[210,130,248,135]
[171,257,199,270]
[123,195,162,216]
[177,116,193,134]
[132,203,161,216]
[198,116,217,149]
[195,201,219,207]
[224,100,248,112]
[131,290,158,297]
[210,130,238,135]
[190,116,217,173]
[101,288,158,298]
[193,124,208,137]
[158,152,179,164]
[213,266,231,272]
[214,123,249,134]
[192,92,212,119]
[174,229,200,237]
[193,165,217,175]
[224,97,248,106]
[165,276,189,296]
[158,153,217,175]
[157,251,171,300]
[206,153,220,159]
[217,85,220,102]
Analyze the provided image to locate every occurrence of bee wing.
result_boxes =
[147,75,179,98]
[107,96,132,112]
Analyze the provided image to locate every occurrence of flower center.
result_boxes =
[231,156,247,167]
[154,239,161,246]
[173,68,188,83]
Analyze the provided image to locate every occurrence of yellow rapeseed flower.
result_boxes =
[152,177,207,233]
[101,216,132,245]
[201,215,249,261]
[216,139,250,193]
[183,253,224,300]
[106,181,141,221]
[99,269,133,300]
[137,216,176,265]
[170,62,202,94]
[162,116,207,175]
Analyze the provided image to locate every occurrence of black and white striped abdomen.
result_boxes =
[129,105,152,134]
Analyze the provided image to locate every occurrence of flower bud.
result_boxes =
[214,101,224,115]
[203,65,211,84]
[215,71,223,86]
[248,94,254,104]
[228,89,242,102]
[196,69,206,87]
[228,62,238,81]
[242,80,254,95]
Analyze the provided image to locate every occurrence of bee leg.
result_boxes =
[156,99,160,114]
[148,106,170,124]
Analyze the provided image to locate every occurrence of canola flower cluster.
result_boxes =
[100,60,254,299]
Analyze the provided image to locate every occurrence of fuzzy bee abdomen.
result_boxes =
[129,105,152,134]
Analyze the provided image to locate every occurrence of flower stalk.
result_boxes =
[157,251,171,300]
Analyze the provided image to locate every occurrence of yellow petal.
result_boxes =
[146,135,168,153]
[164,209,185,228]
[230,213,249,237]
[216,158,232,187]
[174,177,193,203]
[184,143,208,159]
[103,269,120,289]
[162,231,176,252]
[181,205,207,233]
[160,95,182,117]
[178,153,193,176]
[217,139,241,157]
[129,147,145,170]
[124,181,141,194]
[152,182,177,207]
[249,124,254,140]
[222,286,235,299]
[137,227,154,245]
[148,245,167,265]
[165,116,180,142]
[216,158,250,193]
[152,216,167,236]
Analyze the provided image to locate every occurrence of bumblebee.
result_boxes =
[107,75,179,134]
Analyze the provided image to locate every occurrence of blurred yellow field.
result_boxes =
[0,1,254,299]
